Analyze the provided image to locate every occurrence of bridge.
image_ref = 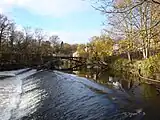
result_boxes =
[0,52,109,71]
[0,52,87,71]
[37,55,87,71]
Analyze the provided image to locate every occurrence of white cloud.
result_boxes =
[13,25,102,44]
[0,0,91,17]
[0,0,103,44]
[0,8,3,14]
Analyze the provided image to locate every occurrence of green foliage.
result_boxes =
[109,54,160,79]
[118,39,135,54]
[110,58,131,71]
[60,43,77,55]
[135,54,160,77]
[76,35,114,64]
[90,35,113,59]
[77,44,88,58]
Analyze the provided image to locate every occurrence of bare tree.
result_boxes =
[8,23,16,52]
[22,26,33,52]
[14,31,25,52]
[34,28,45,46]
[0,14,11,52]
[49,35,61,54]
[91,0,160,59]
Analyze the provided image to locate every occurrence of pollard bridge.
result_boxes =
[0,53,87,71]
[37,55,87,71]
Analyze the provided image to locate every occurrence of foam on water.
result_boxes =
[0,68,30,77]
[54,71,115,94]
[10,70,48,120]
[0,69,37,120]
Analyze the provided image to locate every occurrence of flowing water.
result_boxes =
[0,69,160,120]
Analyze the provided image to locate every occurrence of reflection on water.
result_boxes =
[73,69,160,119]
[73,69,160,99]
[1,69,160,120]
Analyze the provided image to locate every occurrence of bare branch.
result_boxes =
[152,0,160,5]
[92,0,145,14]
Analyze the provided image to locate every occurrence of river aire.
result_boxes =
[0,69,160,120]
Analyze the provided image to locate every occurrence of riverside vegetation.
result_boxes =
[0,0,160,83]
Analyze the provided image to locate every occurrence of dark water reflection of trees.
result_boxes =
[72,69,160,102]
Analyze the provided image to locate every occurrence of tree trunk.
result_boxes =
[145,47,148,59]
[0,31,2,52]
[127,52,131,61]
[142,46,149,59]
[142,49,146,59]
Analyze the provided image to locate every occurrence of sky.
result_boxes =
[0,0,106,44]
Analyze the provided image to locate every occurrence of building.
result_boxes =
[72,51,79,57]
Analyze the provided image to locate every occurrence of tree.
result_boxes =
[0,14,12,52]
[41,41,53,56]
[61,43,72,55]
[49,35,60,54]
[34,28,45,47]
[14,31,25,52]
[21,27,34,53]
[89,35,113,61]
[118,39,135,61]
[8,23,16,52]
[91,0,160,59]
[77,44,88,58]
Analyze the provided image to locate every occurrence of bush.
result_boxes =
[110,58,131,71]
[135,54,160,77]
[109,54,160,79]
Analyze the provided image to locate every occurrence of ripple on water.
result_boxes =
[31,71,145,120]
[0,70,146,120]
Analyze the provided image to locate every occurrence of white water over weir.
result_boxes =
[0,69,147,120]
[0,69,42,120]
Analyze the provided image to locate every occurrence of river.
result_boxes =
[0,69,160,120]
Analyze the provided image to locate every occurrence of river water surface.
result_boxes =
[0,69,160,120]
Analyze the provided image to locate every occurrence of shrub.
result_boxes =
[135,54,160,77]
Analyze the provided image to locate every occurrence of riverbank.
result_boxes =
[109,54,160,85]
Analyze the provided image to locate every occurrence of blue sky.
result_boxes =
[0,0,105,44]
